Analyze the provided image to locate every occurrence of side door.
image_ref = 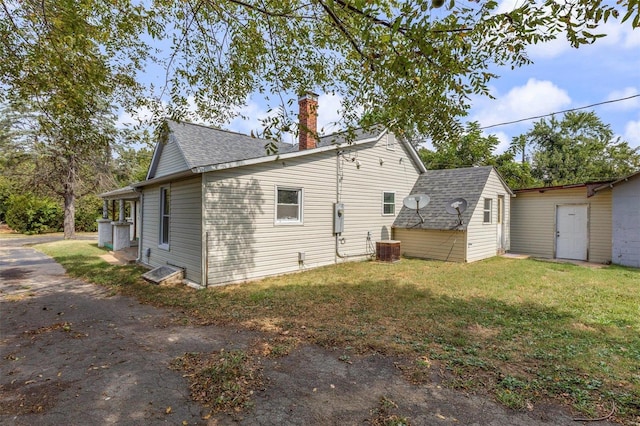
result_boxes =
[556,204,588,260]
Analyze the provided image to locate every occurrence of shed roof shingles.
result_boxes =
[393,166,494,231]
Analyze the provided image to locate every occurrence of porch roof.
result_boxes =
[99,186,140,201]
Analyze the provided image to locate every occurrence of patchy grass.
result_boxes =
[36,240,640,423]
[370,396,411,426]
[170,349,262,416]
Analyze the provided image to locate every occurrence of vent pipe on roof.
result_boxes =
[298,92,319,150]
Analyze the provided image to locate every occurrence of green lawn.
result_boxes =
[36,240,640,422]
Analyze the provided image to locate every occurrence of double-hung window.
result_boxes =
[276,187,303,224]
[159,187,170,249]
[483,198,492,224]
[382,191,395,215]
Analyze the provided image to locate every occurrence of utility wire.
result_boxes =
[479,94,640,130]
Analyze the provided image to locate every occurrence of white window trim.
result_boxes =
[159,186,170,250]
[483,198,493,224]
[382,191,396,216]
[274,186,304,225]
[386,133,396,151]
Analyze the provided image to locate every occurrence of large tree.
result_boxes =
[419,121,539,189]
[525,111,640,185]
[0,0,148,238]
[2,0,637,143]
[142,0,638,142]
[420,121,499,169]
[1,1,638,236]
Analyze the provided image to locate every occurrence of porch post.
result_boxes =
[97,199,112,248]
[118,199,125,223]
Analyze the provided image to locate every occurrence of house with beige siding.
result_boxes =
[593,171,640,267]
[107,93,426,286]
[392,166,513,263]
[510,183,613,264]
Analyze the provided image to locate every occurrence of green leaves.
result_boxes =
[525,111,640,186]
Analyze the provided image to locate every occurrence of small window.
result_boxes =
[386,133,396,151]
[483,198,492,224]
[497,196,504,224]
[383,191,395,215]
[159,186,170,248]
[276,187,303,224]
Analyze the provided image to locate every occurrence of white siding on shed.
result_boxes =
[611,175,640,267]
[394,228,466,262]
[202,134,420,286]
[141,177,202,283]
[466,169,511,262]
[510,187,611,263]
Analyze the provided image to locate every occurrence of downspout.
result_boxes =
[201,174,208,288]
[135,189,143,263]
[334,149,374,260]
[334,150,341,263]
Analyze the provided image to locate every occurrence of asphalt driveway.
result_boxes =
[0,237,612,425]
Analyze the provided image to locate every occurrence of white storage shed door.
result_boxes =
[556,204,588,260]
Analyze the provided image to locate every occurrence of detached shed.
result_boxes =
[510,182,613,263]
[594,171,640,267]
[392,166,513,262]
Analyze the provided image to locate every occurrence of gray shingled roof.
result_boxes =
[167,120,297,169]
[393,166,494,231]
[166,121,385,171]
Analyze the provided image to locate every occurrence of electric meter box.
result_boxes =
[334,203,344,234]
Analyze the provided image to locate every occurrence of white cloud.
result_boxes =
[595,20,640,49]
[471,78,572,130]
[495,0,524,15]
[605,87,639,111]
[491,131,511,154]
[624,27,640,48]
[316,93,345,135]
[624,116,640,148]
[116,105,155,129]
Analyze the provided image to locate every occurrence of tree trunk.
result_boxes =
[63,191,75,239]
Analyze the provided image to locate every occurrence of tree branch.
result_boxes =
[317,0,368,65]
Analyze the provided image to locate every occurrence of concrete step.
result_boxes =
[112,247,138,264]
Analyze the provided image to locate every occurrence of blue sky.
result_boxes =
[468,6,640,153]
[119,2,640,153]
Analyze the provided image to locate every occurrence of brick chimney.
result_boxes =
[298,92,319,150]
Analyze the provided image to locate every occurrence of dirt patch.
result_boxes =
[0,224,15,234]
[467,322,501,339]
[0,380,72,415]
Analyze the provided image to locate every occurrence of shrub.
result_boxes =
[0,177,12,223]
[75,194,103,232]
[4,194,63,234]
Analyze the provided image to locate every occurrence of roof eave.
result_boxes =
[399,137,427,174]
[593,170,640,192]
[98,186,140,200]
[132,170,196,188]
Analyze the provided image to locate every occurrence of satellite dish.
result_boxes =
[403,194,430,210]
[403,194,430,224]
[445,198,468,215]
[445,198,467,227]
